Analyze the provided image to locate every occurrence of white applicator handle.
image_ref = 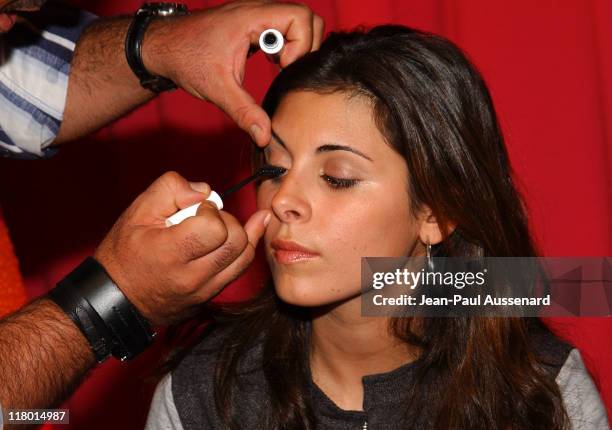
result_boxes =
[165,191,224,227]
[259,29,284,55]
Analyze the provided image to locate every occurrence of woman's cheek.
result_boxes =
[256,184,275,209]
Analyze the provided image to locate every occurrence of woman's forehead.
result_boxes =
[270,91,389,158]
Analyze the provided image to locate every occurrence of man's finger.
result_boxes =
[216,75,271,146]
[132,171,211,223]
[312,14,325,51]
[158,206,229,263]
[193,210,272,301]
[189,211,249,279]
[277,5,314,68]
[244,209,272,250]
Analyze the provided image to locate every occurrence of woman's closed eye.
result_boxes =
[267,169,359,191]
[322,175,359,190]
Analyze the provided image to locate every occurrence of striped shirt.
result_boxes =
[0,1,96,159]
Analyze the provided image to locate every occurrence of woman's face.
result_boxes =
[258,90,421,307]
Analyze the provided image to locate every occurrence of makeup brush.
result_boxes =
[165,165,286,227]
[219,165,285,200]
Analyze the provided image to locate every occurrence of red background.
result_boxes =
[0,0,610,428]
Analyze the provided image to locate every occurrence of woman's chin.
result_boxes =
[274,283,359,308]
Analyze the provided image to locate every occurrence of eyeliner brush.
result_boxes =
[165,165,286,227]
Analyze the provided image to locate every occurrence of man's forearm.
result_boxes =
[53,16,155,144]
[0,298,95,410]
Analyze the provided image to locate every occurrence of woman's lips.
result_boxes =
[271,239,319,264]
[274,249,319,264]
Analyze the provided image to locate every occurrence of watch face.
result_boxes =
[140,2,188,16]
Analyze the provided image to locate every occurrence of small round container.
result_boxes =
[259,29,284,55]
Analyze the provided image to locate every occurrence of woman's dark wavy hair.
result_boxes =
[167,25,571,429]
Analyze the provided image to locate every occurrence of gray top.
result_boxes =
[146,325,609,430]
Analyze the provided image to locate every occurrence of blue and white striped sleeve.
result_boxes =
[0,1,97,159]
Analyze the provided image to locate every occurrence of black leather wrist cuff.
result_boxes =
[48,257,156,363]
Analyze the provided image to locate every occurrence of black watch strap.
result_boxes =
[48,257,156,363]
[125,3,189,93]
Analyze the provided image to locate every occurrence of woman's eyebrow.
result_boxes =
[270,130,288,150]
[271,129,373,162]
[316,144,373,162]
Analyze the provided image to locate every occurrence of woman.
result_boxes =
[146,25,609,429]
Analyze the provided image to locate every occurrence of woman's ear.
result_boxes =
[417,206,455,245]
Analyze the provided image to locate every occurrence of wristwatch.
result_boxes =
[125,2,189,93]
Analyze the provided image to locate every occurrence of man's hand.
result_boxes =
[94,171,271,326]
[54,1,324,147]
[142,0,325,146]
[0,171,270,412]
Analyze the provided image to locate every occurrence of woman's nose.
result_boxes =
[270,172,312,223]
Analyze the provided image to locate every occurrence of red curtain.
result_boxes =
[0,212,27,317]
[0,1,610,428]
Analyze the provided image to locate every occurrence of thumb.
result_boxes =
[244,209,272,249]
[132,172,211,222]
[216,77,271,146]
